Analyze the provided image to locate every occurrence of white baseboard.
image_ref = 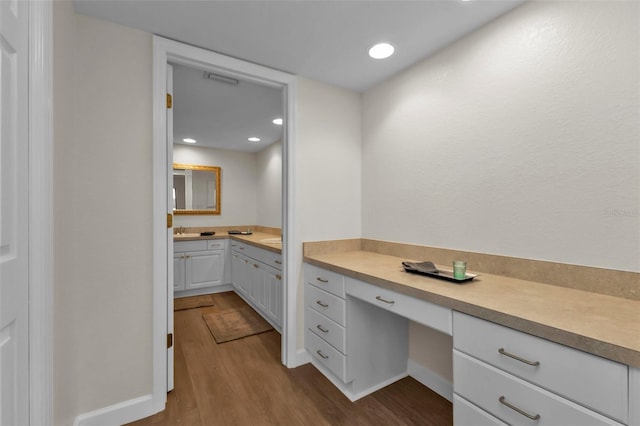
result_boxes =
[408,359,453,402]
[294,347,311,367]
[73,394,158,426]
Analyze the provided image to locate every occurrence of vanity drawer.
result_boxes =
[454,350,624,426]
[207,239,225,250]
[306,329,347,382]
[454,394,508,426]
[174,240,207,252]
[453,312,628,423]
[345,277,452,335]
[261,249,283,271]
[306,306,346,353]
[304,263,345,298]
[306,284,346,326]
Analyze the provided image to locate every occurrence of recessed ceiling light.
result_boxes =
[248,137,261,142]
[368,42,395,59]
[182,138,196,144]
[272,118,283,125]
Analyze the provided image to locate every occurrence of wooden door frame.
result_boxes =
[28,1,54,424]
[151,36,299,412]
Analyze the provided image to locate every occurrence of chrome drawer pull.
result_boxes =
[375,295,395,305]
[316,350,329,359]
[316,277,329,283]
[316,300,329,308]
[316,324,329,333]
[498,348,540,366]
[499,396,540,420]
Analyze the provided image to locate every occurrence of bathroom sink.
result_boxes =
[260,238,282,244]
[174,233,202,239]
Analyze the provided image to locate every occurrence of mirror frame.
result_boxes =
[173,163,221,215]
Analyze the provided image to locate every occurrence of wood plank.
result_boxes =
[128,292,452,425]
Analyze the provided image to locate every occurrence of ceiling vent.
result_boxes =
[203,71,239,85]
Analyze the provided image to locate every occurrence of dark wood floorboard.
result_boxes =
[128,292,453,426]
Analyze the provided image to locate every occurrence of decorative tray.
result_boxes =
[402,261,477,284]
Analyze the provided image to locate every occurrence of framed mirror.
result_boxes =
[173,164,221,215]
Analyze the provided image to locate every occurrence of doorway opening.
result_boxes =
[152,36,298,412]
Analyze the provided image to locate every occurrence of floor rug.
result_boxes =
[174,295,215,311]
[203,306,273,343]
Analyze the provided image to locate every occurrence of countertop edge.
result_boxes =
[303,255,640,368]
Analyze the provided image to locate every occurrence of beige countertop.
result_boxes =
[304,250,640,368]
[174,231,282,254]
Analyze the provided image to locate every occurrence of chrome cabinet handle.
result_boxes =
[316,300,328,308]
[316,324,329,333]
[316,350,329,359]
[316,277,329,283]
[498,348,540,366]
[499,396,540,420]
[376,295,394,305]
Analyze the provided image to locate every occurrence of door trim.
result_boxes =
[151,35,298,412]
[28,0,54,424]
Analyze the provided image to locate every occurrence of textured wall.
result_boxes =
[53,3,153,424]
[362,0,639,272]
[294,77,362,348]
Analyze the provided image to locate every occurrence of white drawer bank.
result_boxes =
[304,262,639,425]
[304,263,451,401]
[454,311,628,426]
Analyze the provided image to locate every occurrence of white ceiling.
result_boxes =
[172,63,283,152]
[73,0,525,151]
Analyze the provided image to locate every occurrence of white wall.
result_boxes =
[362,0,640,388]
[53,3,153,424]
[294,77,362,348]
[256,140,283,228]
[362,0,640,273]
[173,144,258,227]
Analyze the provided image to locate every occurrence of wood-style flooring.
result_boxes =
[128,292,453,426]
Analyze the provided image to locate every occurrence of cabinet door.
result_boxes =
[231,253,245,294]
[186,249,224,289]
[173,253,186,291]
[266,267,282,327]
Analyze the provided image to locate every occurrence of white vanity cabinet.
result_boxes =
[230,240,282,331]
[174,239,226,295]
[453,311,629,426]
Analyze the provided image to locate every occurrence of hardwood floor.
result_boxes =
[128,292,453,426]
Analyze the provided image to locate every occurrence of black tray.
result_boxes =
[402,263,477,284]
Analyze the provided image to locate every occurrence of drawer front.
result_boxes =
[346,277,452,335]
[207,239,225,250]
[174,240,207,252]
[454,350,624,426]
[261,249,283,271]
[454,394,508,426]
[306,306,346,353]
[306,329,347,382]
[453,312,628,423]
[306,284,346,326]
[304,263,345,298]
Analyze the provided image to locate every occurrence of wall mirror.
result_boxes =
[173,164,221,215]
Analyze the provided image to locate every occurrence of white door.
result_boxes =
[166,64,175,392]
[0,0,30,424]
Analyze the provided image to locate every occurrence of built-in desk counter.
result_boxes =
[303,240,640,425]
[304,249,639,367]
